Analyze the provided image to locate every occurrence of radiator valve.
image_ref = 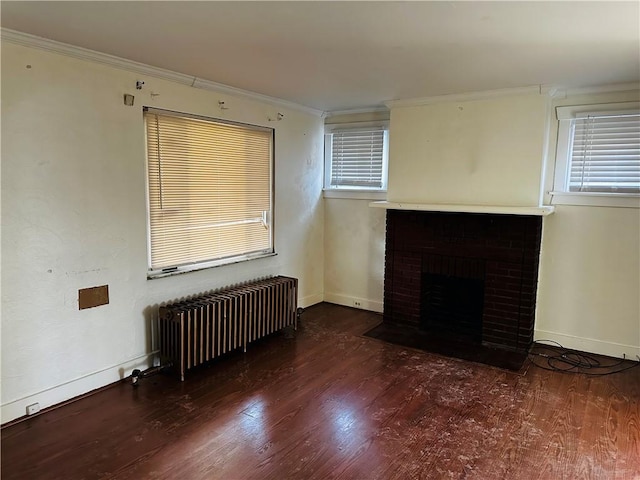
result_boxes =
[131,369,142,387]
[130,363,172,388]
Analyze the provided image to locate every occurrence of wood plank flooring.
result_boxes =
[2,303,639,479]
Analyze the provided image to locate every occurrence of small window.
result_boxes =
[144,108,274,277]
[324,124,389,191]
[552,102,640,205]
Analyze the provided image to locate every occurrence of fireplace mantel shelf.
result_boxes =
[369,201,555,216]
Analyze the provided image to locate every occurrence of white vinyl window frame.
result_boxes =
[550,101,640,208]
[144,107,275,278]
[323,122,389,200]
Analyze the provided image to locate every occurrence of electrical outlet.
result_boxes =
[353,301,362,308]
[26,403,40,416]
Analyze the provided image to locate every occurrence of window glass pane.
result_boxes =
[145,109,273,271]
[568,112,640,193]
[329,128,386,189]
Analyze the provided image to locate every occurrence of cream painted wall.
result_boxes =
[1,42,324,422]
[323,112,389,313]
[535,88,640,359]
[324,199,385,312]
[536,206,639,357]
[388,93,548,206]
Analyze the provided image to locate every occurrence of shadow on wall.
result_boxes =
[367,206,386,307]
[143,304,160,361]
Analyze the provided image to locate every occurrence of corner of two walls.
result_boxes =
[322,112,389,313]
[535,89,640,360]
[1,41,325,423]
[321,93,552,313]
[323,198,386,313]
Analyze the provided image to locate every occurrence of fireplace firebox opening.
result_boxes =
[420,254,486,344]
[421,273,485,344]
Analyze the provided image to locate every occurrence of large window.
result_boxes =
[551,101,639,207]
[324,124,389,194]
[144,108,274,277]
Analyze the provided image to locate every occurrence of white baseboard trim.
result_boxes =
[324,292,383,313]
[534,329,640,360]
[299,293,324,309]
[1,352,156,425]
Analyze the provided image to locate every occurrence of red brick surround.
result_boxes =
[384,210,542,354]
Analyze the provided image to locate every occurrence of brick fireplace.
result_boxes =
[380,209,543,367]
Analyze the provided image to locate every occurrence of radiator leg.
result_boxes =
[296,307,305,330]
[282,325,296,339]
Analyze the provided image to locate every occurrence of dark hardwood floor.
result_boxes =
[2,303,639,479]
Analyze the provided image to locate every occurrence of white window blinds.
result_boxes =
[145,108,273,273]
[568,112,640,193]
[328,128,387,189]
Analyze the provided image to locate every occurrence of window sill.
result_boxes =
[148,251,277,279]
[549,192,640,209]
[323,189,387,200]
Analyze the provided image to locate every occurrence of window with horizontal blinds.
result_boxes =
[568,112,640,193]
[328,128,387,189]
[144,108,274,274]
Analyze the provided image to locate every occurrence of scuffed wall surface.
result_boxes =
[388,94,548,206]
[1,42,324,421]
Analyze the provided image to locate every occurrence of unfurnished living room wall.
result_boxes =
[1,41,325,422]
[2,38,639,425]
[325,89,640,363]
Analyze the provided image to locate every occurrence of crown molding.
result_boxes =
[323,106,389,117]
[1,28,324,117]
[1,28,191,83]
[540,85,566,99]
[385,85,545,108]
[564,82,640,96]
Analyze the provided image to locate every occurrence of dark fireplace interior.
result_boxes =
[365,209,543,370]
[421,255,485,344]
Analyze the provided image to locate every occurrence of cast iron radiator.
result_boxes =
[159,276,298,380]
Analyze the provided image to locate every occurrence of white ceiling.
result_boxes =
[2,1,639,113]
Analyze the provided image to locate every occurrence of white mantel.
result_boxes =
[369,201,555,216]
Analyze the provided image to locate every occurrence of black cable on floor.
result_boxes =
[528,339,640,376]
